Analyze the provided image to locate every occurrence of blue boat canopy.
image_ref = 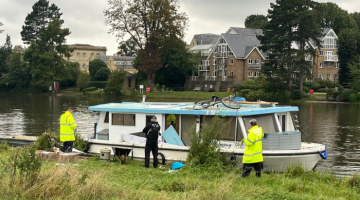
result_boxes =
[88,102,299,117]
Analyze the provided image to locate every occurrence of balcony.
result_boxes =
[215,65,227,71]
[324,55,339,62]
[213,52,228,58]
[248,63,262,69]
[305,55,313,61]
[210,76,217,81]
[222,76,227,81]
[201,52,209,57]
[191,76,198,81]
[199,65,210,71]
[205,76,210,81]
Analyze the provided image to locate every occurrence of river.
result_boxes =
[0,93,359,177]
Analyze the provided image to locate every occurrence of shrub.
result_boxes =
[291,84,299,89]
[88,81,107,89]
[316,79,334,88]
[291,89,302,100]
[74,133,88,152]
[240,79,257,89]
[82,87,97,95]
[36,130,61,151]
[89,59,108,80]
[349,93,358,103]
[340,89,357,102]
[317,88,335,93]
[76,72,91,91]
[93,68,111,81]
[187,116,230,172]
[302,86,310,93]
[105,69,126,95]
[0,141,10,152]
[239,89,251,97]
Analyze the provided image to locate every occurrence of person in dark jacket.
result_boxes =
[142,116,161,168]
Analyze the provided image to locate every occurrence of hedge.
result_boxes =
[340,89,357,102]
[88,81,107,89]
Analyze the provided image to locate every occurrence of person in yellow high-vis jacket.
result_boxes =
[60,107,77,152]
[242,119,264,178]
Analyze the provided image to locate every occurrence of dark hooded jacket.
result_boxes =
[142,121,161,145]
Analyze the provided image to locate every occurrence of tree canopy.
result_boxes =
[0,35,12,78]
[258,0,322,94]
[244,14,268,29]
[104,0,188,88]
[105,69,127,95]
[0,22,4,33]
[21,0,62,44]
[89,59,108,80]
[24,19,72,90]
[118,39,139,56]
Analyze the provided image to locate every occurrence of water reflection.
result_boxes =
[1,93,359,176]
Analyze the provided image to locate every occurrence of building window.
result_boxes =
[128,78,131,88]
[210,84,213,88]
[212,71,216,76]
[230,58,234,65]
[319,51,323,56]
[319,62,323,68]
[248,71,253,77]
[335,63,339,68]
[254,71,259,77]
[327,74,331,80]
[230,71,234,76]
[205,84,207,88]
[248,59,253,64]
[213,59,216,65]
[91,53,94,57]
[112,114,135,126]
[319,73,323,79]
[328,63,331,67]
[255,59,260,64]
[82,53,86,58]
[77,52,81,58]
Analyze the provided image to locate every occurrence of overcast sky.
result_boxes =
[0,0,359,55]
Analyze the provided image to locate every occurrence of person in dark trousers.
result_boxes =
[143,116,161,168]
[60,107,77,153]
[242,119,264,178]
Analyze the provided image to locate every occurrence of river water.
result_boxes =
[0,93,359,177]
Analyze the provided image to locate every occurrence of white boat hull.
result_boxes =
[88,139,325,172]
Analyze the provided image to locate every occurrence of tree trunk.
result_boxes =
[147,72,156,89]
[299,71,303,97]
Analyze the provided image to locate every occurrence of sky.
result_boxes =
[0,0,359,55]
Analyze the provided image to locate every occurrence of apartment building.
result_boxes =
[67,44,107,72]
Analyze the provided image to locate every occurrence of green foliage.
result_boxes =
[245,89,290,103]
[118,39,138,56]
[349,93,358,103]
[239,89,251,97]
[291,89,302,100]
[74,133,88,152]
[0,52,30,89]
[21,0,63,44]
[340,89,357,102]
[88,81,107,89]
[286,165,305,178]
[187,116,230,172]
[24,19,72,91]
[0,35,12,78]
[348,56,360,91]
[105,69,126,95]
[59,62,80,88]
[317,88,335,93]
[82,87,97,94]
[35,130,60,151]
[303,86,310,93]
[240,79,257,89]
[347,174,360,190]
[89,59,108,80]
[0,141,10,152]
[316,79,334,88]
[76,72,91,90]
[244,14,268,29]
[93,67,110,81]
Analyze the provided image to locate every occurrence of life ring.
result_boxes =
[157,152,166,165]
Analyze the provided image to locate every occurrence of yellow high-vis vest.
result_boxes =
[60,111,77,142]
[243,125,264,163]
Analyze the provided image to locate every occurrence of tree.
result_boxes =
[348,56,360,91]
[244,14,268,29]
[338,29,360,86]
[76,72,91,90]
[104,0,188,88]
[89,59,108,80]
[24,19,72,90]
[313,2,358,34]
[0,22,4,33]
[118,39,139,56]
[258,0,322,94]
[58,62,80,88]
[93,68,111,81]
[105,69,126,95]
[0,35,12,77]
[0,52,31,89]
[21,0,62,44]
[351,12,360,31]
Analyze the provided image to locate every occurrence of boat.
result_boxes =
[87,95,327,172]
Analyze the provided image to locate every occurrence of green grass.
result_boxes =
[0,148,360,200]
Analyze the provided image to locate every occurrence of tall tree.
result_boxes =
[313,2,358,34]
[0,52,31,89]
[0,35,12,77]
[258,0,322,94]
[24,19,72,90]
[348,56,360,91]
[244,14,268,29]
[89,58,108,80]
[21,0,62,44]
[104,0,188,88]
[0,22,4,33]
[351,12,360,31]
[338,29,360,86]
[118,39,139,56]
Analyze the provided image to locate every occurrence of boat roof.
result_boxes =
[88,102,299,116]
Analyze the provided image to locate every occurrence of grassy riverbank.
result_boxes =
[0,148,359,200]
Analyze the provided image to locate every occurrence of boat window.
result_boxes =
[165,114,179,134]
[112,114,135,126]
[104,112,109,123]
[242,114,277,134]
[181,115,196,146]
[201,116,237,141]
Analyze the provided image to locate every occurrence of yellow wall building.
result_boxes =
[67,44,107,72]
